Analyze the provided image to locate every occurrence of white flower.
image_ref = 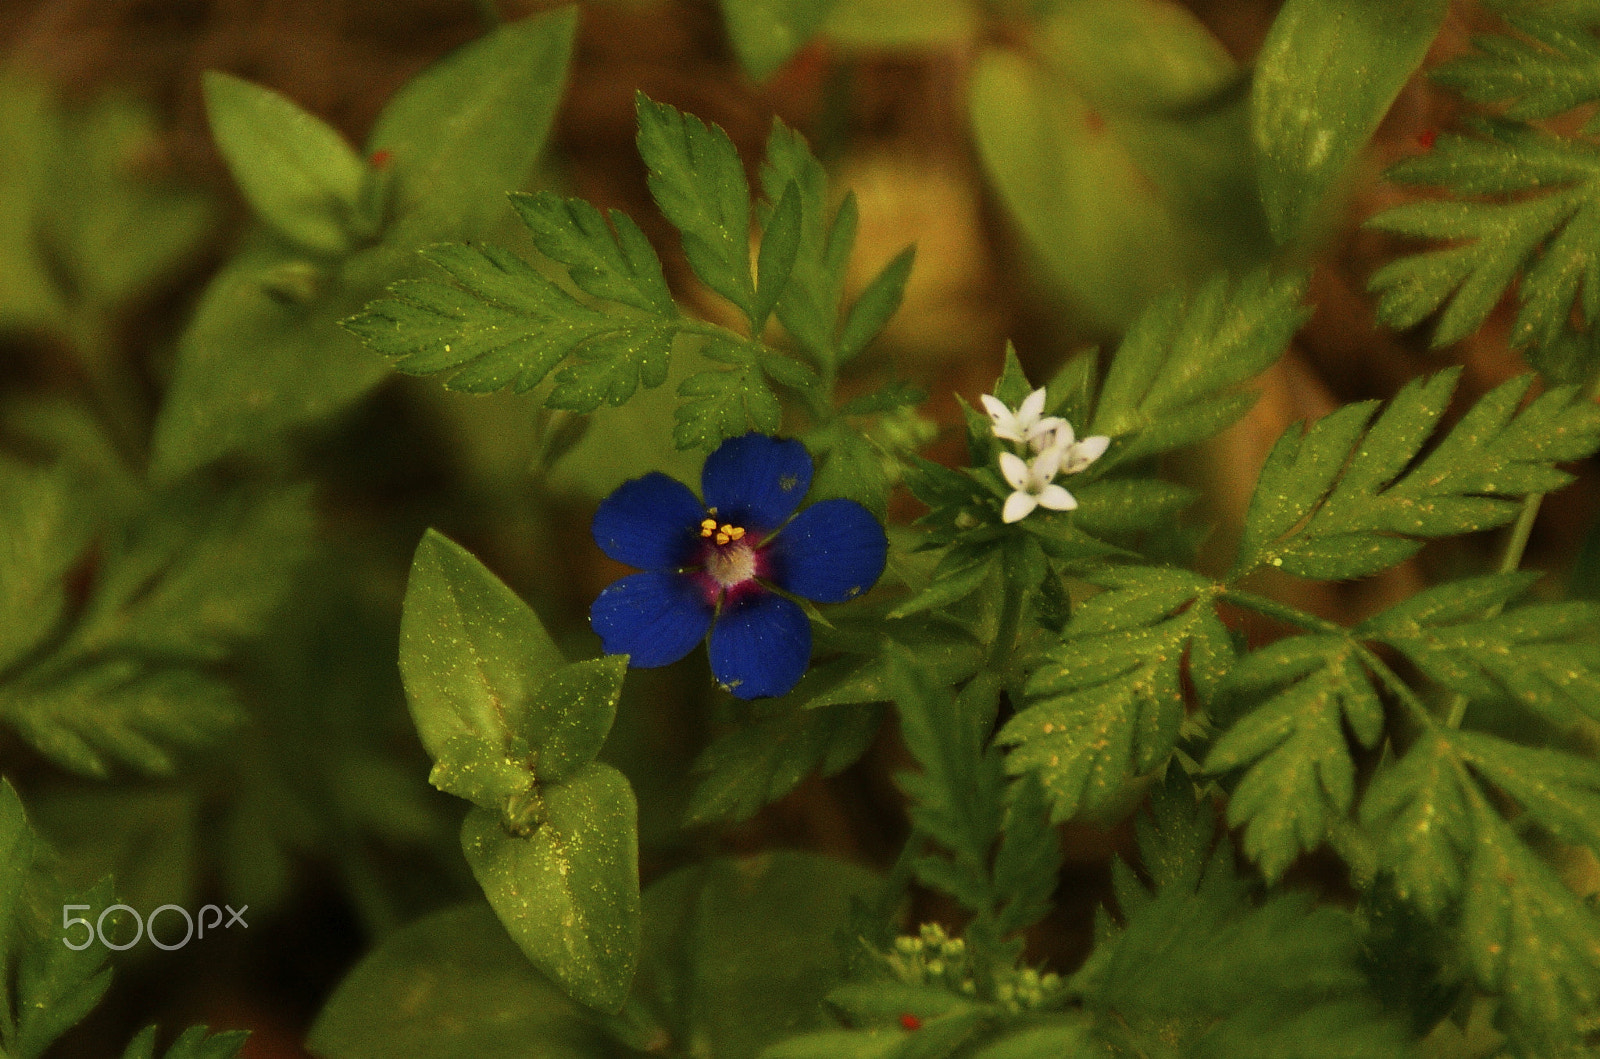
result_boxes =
[999,448,1078,523]
[980,388,1065,452]
[1042,421,1111,475]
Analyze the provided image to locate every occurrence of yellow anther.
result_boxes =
[722,524,744,540]
[700,517,718,538]
[711,523,745,546]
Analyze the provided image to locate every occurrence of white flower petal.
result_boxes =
[1037,484,1078,511]
[1026,416,1068,452]
[998,451,1032,490]
[1018,387,1048,425]
[1002,490,1039,523]
[980,394,1023,441]
[1076,434,1110,463]
[1029,445,1063,482]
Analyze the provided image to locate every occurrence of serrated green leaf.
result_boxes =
[720,0,839,82]
[1367,110,1600,380]
[0,484,310,777]
[1432,10,1600,121]
[688,696,883,825]
[1360,573,1600,727]
[992,773,1063,935]
[1068,478,1200,538]
[888,545,998,620]
[1253,0,1447,243]
[838,246,914,364]
[1077,779,1406,1057]
[1089,270,1309,461]
[891,655,1004,912]
[754,179,804,330]
[674,337,782,449]
[1234,371,1600,579]
[999,568,1228,823]
[1360,732,1475,918]
[346,241,679,406]
[307,903,610,1059]
[462,761,640,1013]
[759,122,856,366]
[202,71,366,254]
[636,94,756,323]
[510,189,676,314]
[1361,727,1600,1043]
[1204,636,1382,881]
[632,853,881,1059]
[120,1025,250,1059]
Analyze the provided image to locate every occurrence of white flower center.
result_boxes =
[705,541,757,586]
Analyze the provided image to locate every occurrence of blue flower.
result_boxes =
[590,433,887,699]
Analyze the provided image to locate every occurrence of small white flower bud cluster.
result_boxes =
[980,387,1109,524]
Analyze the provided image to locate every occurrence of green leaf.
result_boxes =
[150,11,575,480]
[202,71,366,254]
[1361,729,1600,1045]
[999,568,1230,823]
[631,853,881,1059]
[399,529,564,762]
[365,8,577,251]
[992,774,1064,936]
[636,93,756,323]
[0,484,312,777]
[891,658,1004,913]
[510,190,676,315]
[11,877,118,1059]
[0,462,93,675]
[1234,371,1600,579]
[1252,0,1447,243]
[887,545,999,621]
[754,179,804,331]
[674,336,782,449]
[808,425,890,519]
[1076,779,1407,1058]
[462,761,640,1013]
[969,9,1269,332]
[1204,636,1383,881]
[1431,9,1600,122]
[687,696,884,824]
[120,1025,250,1059]
[307,903,611,1059]
[1359,572,1600,727]
[346,242,678,405]
[760,121,855,365]
[837,246,914,364]
[1366,113,1600,380]
[719,0,840,81]
[0,780,36,1037]
[1089,270,1309,461]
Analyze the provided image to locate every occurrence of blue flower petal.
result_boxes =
[708,590,811,699]
[592,472,706,570]
[764,498,888,604]
[591,571,713,668]
[701,434,813,532]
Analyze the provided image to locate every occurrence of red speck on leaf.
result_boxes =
[899,1013,922,1031]
[1417,128,1437,150]
[370,149,393,169]
[1085,109,1105,135]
